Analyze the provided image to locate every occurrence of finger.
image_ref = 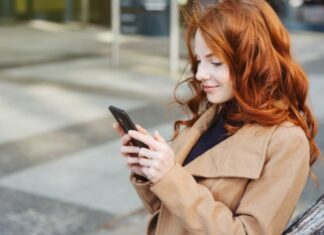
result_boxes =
[121,134,132,146]
[142,166,151,178]
[153,130,167,143]
[121,146,140,154]
[139,157,157,168]
[129,165,146,177]
[138,147,159,159]
[125,156,140,165]
[128,130,164,150]
[135,124,149,135]
[142,166,155,180]
[112,122,125,136]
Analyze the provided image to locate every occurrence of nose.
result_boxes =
[195,64,211,81]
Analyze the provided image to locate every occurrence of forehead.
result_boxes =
[194,30,212,55]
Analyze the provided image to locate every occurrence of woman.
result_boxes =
[113,0,321,234]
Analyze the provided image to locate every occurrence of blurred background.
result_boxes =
[0,0,323,234]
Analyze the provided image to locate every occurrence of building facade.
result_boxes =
[0,0,323,32]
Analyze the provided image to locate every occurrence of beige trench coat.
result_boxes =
[130,105,310,235]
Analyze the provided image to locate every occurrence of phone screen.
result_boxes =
[109,106,149,148]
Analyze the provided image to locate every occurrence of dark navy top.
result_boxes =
[183,113,229,166]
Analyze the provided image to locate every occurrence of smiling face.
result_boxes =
[194,30,234,104]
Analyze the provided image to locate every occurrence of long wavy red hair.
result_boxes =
[172,0,321,176]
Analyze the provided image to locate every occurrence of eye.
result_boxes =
[212,62,222,66]
[197,60,201,64]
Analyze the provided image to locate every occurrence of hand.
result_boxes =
[112,122,147,178]
[128,128,176,183]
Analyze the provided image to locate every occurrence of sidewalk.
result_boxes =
[1,22,324,101]
[0,22,180,103]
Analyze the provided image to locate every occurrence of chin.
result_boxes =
[209,100,226,104]
[207,95,232,104]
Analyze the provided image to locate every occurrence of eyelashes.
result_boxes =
[196,60,222,67]
[212,62,222,66]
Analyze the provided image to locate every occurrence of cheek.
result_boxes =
[225,85,234,98]
[213,72,232,89]
[225,80,234,96]
[204,66,215,75]
[225,78,233,89]
[216,71,233,96]
[211,66,230,81]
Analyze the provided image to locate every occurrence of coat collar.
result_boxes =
[171,105,277,180]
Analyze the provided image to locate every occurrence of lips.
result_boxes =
[202,85,220,92]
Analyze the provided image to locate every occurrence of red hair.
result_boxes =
[172,0,321,174]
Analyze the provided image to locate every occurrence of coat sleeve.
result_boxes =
[129,127,189,215]
[150,125,310,235]
[130,173,161,214]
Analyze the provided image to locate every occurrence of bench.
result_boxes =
[283,194,324,234]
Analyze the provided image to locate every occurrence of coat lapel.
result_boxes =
[171,105,219,166]
[171,106,278,180]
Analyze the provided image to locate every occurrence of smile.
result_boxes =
[203,85,220,92]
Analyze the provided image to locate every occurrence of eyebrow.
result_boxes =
[205,53,213,58]
[194,52,213,58]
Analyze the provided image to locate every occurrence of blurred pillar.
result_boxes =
[112,0,120,66]
[64,0,73,22]
[285,0,294,22]
[81,0,89,28]
[170,0,180,74]
[26,0,33,19]
[0,0,14,20]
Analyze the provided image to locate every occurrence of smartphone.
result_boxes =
[109,105,149,148]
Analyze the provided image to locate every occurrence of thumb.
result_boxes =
[154,130,166,143]
[135,124,149,135]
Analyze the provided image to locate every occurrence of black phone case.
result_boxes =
[109,106,149,148]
